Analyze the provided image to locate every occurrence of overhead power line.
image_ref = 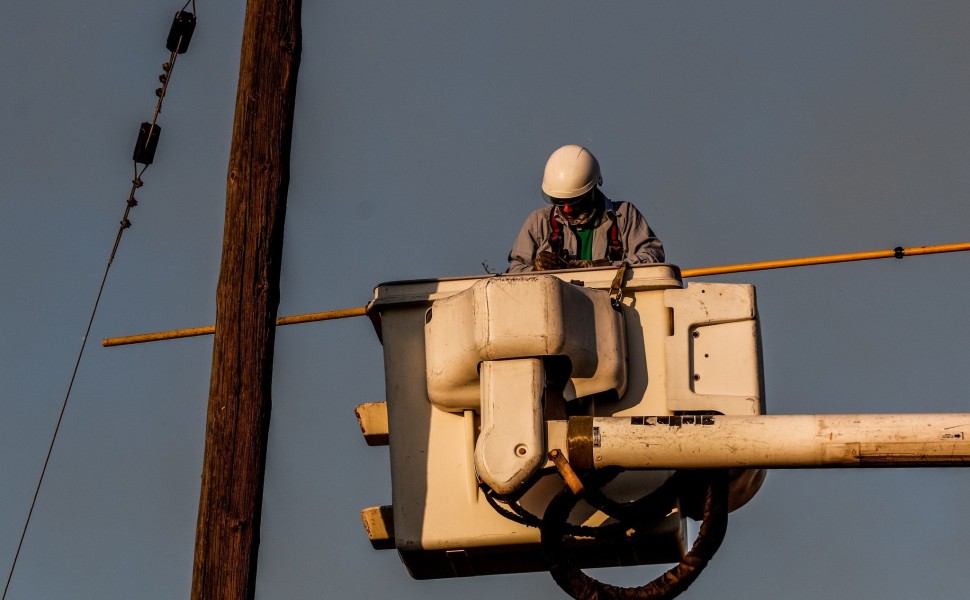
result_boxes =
[2,7,198,599]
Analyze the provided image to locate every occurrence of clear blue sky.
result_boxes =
[2,2,970,598]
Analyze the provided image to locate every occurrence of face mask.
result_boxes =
[554,190,598,226]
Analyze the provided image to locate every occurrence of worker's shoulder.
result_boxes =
[608,199,645,218]
[523,204,555,223]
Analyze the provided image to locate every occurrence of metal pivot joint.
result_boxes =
[608,261,629,310]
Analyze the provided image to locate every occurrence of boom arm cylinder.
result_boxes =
[570,414,970,469]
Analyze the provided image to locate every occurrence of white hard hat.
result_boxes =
[541,145,603,201]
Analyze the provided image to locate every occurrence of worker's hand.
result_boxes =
[565,258,610,269]
[534,251,566,271]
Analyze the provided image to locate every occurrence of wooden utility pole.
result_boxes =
[191,2,301,599]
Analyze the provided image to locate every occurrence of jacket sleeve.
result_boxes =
[506,210,543,273]
[619,202,665,264]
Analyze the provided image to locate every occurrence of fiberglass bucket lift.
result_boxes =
[357,262,970,599]
[358,263,765,595]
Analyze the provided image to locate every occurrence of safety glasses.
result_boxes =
[544,189,594,207]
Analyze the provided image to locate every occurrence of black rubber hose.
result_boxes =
[483,468,671,538]
[579,468,681,529]
[540,470,730,600]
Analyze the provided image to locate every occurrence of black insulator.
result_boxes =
[132,177,144,188]
[894,246,905,259]
[133,122,161,165]
[155,87,164,97]
[166,11,196,54]
[162,62,172,72]
[158,73,168,84]
[127,197,139,208]
[121,218,132,229]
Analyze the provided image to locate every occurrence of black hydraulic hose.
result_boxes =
[481,468,669,538]
[579,468,680,529]
[481,477,630,538]
[540,470,730,600]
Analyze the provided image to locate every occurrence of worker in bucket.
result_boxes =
[507,144,665,272]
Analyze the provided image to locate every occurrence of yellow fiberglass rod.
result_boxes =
[102,307,366,347]
[102,240,970,348]
[679,240,970,278]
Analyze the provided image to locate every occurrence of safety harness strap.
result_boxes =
[549,209,564,255]
[606,213,624,262]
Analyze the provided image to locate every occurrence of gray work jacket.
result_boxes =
[506,198,665,273]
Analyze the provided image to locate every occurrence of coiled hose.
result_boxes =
[539,469,729,600]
